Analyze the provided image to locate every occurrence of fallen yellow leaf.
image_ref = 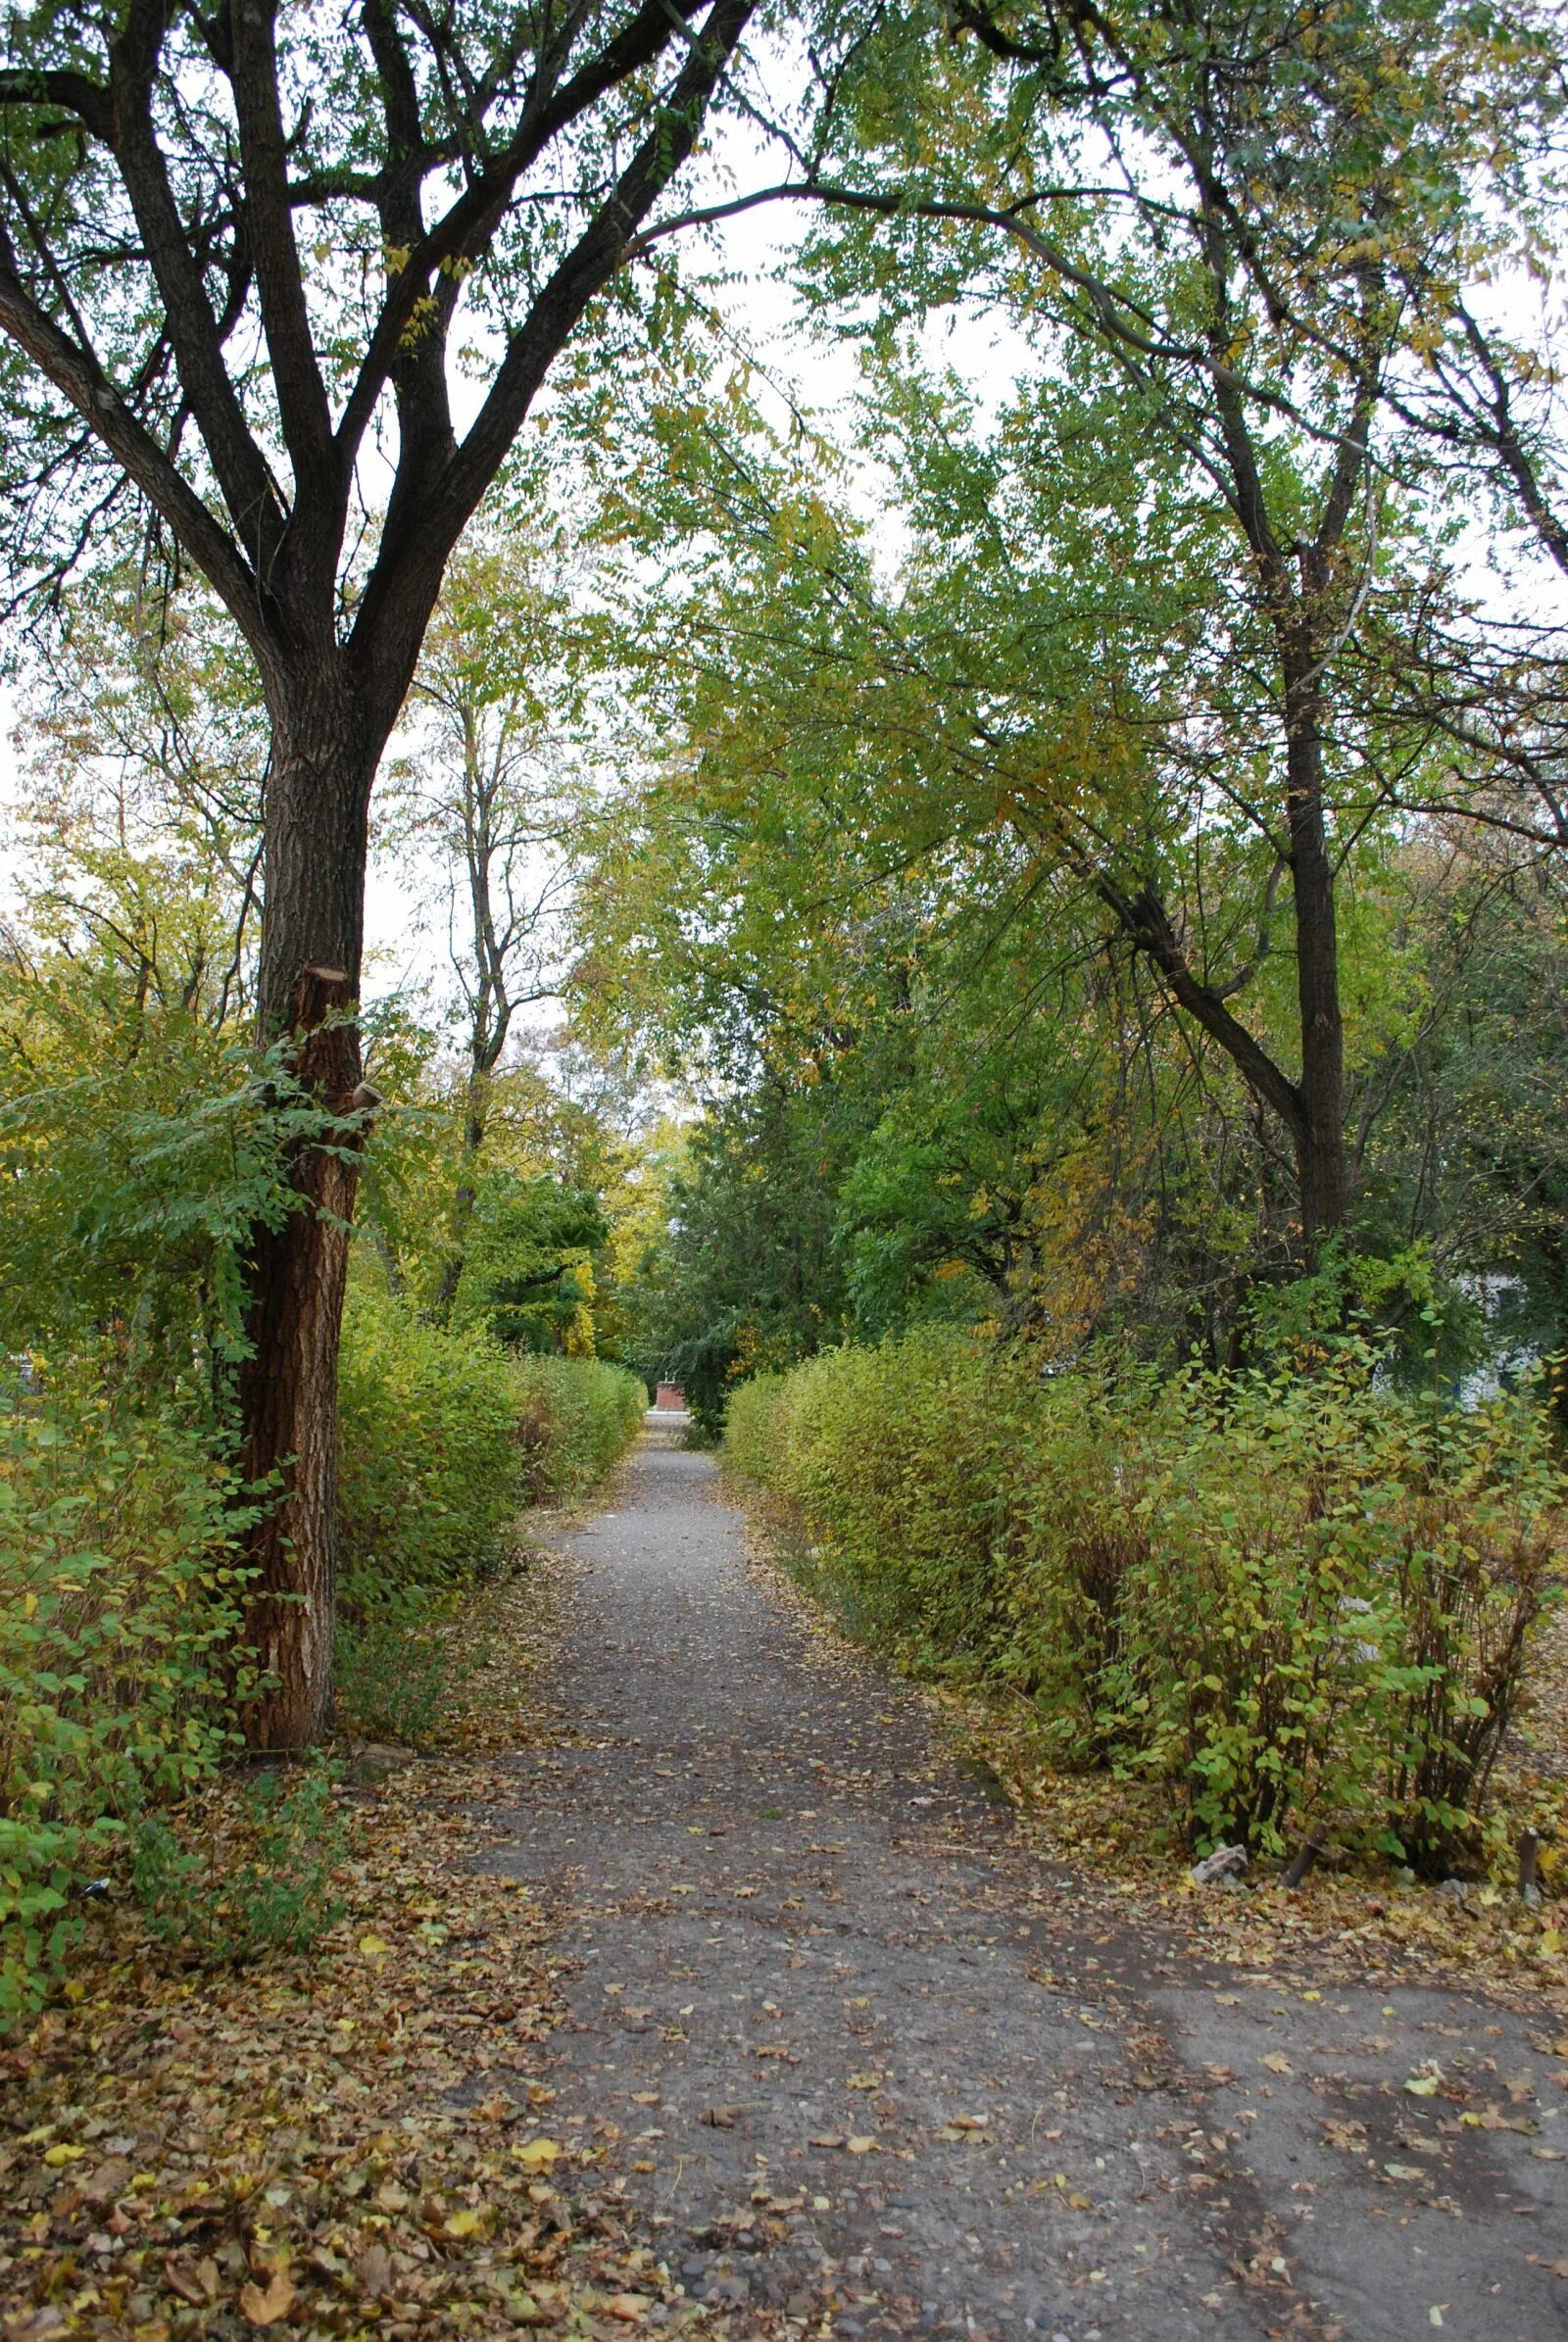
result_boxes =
[444,2207,482,2238]
[514,2136,561,2169]
[846,2136,878,2154]
[1259,2053,1293,2074]
[42,2143,84,2167]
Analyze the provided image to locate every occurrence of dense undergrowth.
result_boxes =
[0,1299,644,2031]
[725,1327,1566,1879]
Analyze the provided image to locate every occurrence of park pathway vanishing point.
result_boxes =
[483,1424,1567,2342]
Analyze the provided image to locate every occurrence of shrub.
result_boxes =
[725,1328,1564,1869]
[338,1286,532,1598]
[131,1765,347,1967]
[338,1288,646,1600]
[0,1373,250,2028]
[334,1291,645,1740]
[509,1352,648,1505]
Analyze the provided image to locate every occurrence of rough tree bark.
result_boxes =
[238,963,377,1748]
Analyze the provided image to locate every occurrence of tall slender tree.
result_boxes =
[391,536,584,1314]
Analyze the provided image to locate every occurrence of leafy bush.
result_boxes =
[338,1287,535,1599]
[334,1291,644,1740]
[726,1327,1565,1869]
[510,1352,648,1504]
[334,1595,455,1749]
[131,1765,346,1966]
[338,1288,645,1596]
[0,1374,251,2028]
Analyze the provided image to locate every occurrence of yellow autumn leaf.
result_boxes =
[845,2136,878,2154]
[357,1933,391,1959]
[444,2207,482,2238]
[1404,2074,1441,2096]
[43,2144,84,2167]
[847,2072,882,2090]
[514,2137,561,2169]
[1258,2053,1293,2074]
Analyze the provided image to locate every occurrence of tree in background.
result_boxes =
[618,0,1563,1254]
[0,0,769,1743]
[385,532,592,1315]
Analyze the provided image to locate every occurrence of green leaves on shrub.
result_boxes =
[727,1329,1564,1870]
[337,1287,645,1599]
[333,1287,645,1742]
[0,1375,251,2028]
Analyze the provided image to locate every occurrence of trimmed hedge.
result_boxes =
[725,1328,1565,1869]
[337,1288,646,1596]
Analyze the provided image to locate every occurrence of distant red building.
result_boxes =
[654,1383,687,1411]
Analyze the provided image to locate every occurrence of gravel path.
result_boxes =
[486,1426,1567,2342]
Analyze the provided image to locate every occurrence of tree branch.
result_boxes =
[0,256,267,660]
[226,0,338,534]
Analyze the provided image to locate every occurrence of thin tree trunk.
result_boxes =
[238,684,381,1751]
[432,1073,488,1320]
[1283,667,1350,1251]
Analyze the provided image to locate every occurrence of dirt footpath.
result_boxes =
[483,1426,1567,2342]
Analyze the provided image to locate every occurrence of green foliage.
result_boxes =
[618,1088,857,1435]
[337,1286,539,1601]
[0,946,306,1398]
[727,1327,1564,1870]
[337,1284,644,1600]
[130,1767,347,1968]
[453,1172,609,1354]
[0,1374,251,2029]
[333,1573,460,1752]
[333,1286,643,1742]
[508,1352,648,1505]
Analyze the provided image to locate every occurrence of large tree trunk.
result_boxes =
[238,682,381,1751]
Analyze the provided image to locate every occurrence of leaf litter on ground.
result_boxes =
[0,1550,745,2342]
[733,1489,1568,2018]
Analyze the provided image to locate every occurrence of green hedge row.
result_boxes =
[725,1327,1564,1870]
[336,1288,643,1598]
[1,1300,645,2028]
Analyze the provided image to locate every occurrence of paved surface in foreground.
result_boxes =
[486,1428,1566,2342]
